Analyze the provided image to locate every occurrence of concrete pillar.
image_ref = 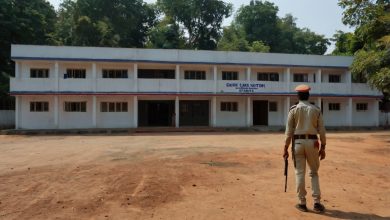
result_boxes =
[284,96,291,124]
[374,99,380,127]
[213,65,217,94]
[54,96,59,128]
[316,69,322,84]
[15,96,20,129]
[92,63,97,92]
[246,67,251,81]
[285,68,291,93]
[54,62,59,91]
[347,97,353,127]
[246,96,251,127]
[134,64,138,92]
[133,96,138,128]
[176,65,180,93]
[212,96,217,127]
[346,70,352,94]
[15,62,20,79]
[175,96,179,128]
[92,96,97,127]
[317,97,322,109]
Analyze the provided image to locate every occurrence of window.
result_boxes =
[100,102,128,112]
[222,71,238,80]
[184,70,206,80]
[329,74,341,83]
[356,103,368,111]
[30,102,49,112]
[328,103,340,111]
[66,69,86,78]
[269,102,277,112]
[138,69,175,79]
[293,73,309,82]
[257,72,279,81]
[220,102,238,112]
[102,69,128,78]
[0,98,15,110]
[30,69,49,78]
[64,102,86,112]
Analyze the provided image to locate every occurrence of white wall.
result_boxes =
[0,110,15,128]
[19,96,55,129]
[96,96,134,128]
[215,96,246,127]
[322,98,348,126]
[352,99,377,126]
[58,96,93,129]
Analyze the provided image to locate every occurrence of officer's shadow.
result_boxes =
[321,209,390,219]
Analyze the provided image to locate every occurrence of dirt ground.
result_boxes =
[0,131,389,220]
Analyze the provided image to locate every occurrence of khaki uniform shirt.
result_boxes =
[285,101,326,146]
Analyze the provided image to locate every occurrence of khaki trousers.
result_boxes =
[294,139,321,205]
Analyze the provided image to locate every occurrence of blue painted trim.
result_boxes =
[11,56,349,69]
[9,91,382,98]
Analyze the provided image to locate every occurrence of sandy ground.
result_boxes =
[0,131,389,220]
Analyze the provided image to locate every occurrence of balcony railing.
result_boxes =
[10,78,56,92]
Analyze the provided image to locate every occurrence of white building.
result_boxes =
[10,44,382,130]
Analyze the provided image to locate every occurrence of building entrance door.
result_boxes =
[179,100,209,126]
[253,100,268,126]
[138,100,175,127]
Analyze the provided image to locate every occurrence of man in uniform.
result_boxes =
[283,84,326,213]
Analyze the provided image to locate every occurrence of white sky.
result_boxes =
[47,0,354,53]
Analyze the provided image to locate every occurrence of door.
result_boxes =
[179,100,209,126]
[253,100,268,125]
[138,100,175,127]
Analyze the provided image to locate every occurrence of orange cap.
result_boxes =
[295,84,311,92]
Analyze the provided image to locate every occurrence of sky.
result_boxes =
[47,0,354,53]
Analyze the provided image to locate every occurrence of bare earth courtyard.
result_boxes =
[0,131,389,220]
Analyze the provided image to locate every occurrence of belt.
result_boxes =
[294,134,317,140]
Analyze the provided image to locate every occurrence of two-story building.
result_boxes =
[10,44,382,130]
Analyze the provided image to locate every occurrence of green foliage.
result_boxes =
[331,30,362,55]
[56,0,156,47]
[0,0,56,97]
[146,21,186,49]
[235,3,330,54]
[236,0,279,49]
[157,0,233,50]
[338,0,390,97]
[217,24,250,51]
[249,41,270,52]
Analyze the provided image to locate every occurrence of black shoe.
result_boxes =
[313,203,325,213]
[295,204,308,212]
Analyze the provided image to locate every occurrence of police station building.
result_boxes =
[10,44,382,130]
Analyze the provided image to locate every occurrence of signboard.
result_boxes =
[225,82,266,93]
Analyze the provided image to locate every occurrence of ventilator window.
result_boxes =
[100,102,128,112]
[221,102,238,112]
[293,73,309,82]
[30,69,49,78]
[102,69,128,78]
[269,102,277,111]
[66,69,86,78]
[257,72,279,81]
[328,103,340,111]
[30,102,49,112]
[222,71,238,80]
[356,103,368,111]
[329,75,341,83]
[184,71,206,80]
[64,102,87,112]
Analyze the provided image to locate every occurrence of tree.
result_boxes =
[146,17,186,49]
[56,0,156,47]
[236,0,279,49]
[0,0,56,98]
[249,41,270,52]
[338,0,390,96]
[234,2,330,54]
[331,30,363,55]
[217,24,250,51]
[157,0,233,50]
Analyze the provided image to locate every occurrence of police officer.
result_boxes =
[283,84,326,213]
